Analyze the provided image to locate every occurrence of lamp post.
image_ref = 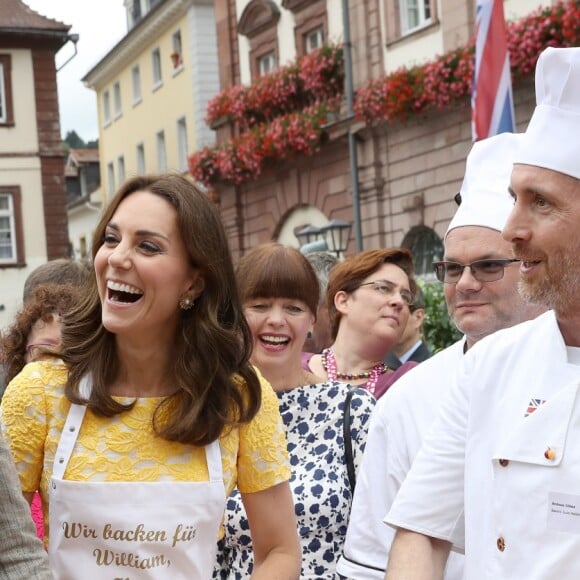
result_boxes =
[341,0,363,252]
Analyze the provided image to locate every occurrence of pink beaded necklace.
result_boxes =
[321,348,389,396]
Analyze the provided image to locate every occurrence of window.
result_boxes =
[152,48,162,88]
[132,65,142,104]
[103,90,111,126]
[0,54,14,126]
[136,143,146,175]
[238,0,280,80]
[304,26,324,53]
[384,0,436,42]
[130,0,142,27]
[400,0,431,33]
[171,30,183,69]
[117,156,126,185]
[156,131,167,172]
[113,82,122,119]
[177,117,188,172]
[107,162,115,196]
[0,193,16,263]
[403,226,444,277]
[257,51,277,76]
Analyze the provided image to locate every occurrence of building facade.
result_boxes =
[206,0,551,268]
[0,0,73,328]
[83,0,220,205]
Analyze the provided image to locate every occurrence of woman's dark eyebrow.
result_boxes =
[106,222,170,242]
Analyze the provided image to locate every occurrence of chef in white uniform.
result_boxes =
[385,46,580,580]
[336,132,545,579]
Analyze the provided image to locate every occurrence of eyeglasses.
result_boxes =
[358,280,414,306]
[433,259,521,284]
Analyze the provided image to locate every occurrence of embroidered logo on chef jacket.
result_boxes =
[524,398,546,417]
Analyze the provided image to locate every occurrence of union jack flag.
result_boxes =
[525,398,546,417]
[471,0,516,141]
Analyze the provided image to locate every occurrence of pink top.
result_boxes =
[30,491,44,540]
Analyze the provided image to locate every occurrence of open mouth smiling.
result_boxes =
[259,334,290,346]
[107,280,144,304]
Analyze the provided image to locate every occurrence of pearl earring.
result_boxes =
[179,296,194,310]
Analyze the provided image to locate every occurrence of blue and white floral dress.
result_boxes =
[214,380,375,579]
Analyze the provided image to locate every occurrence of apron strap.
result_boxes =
[52,374,92,480]
[205,440,223,483]
[52,403,87,480]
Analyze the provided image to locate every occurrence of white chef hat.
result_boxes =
[446,132,522,238]
[514,47,580,179]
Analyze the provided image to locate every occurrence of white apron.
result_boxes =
[49,394,226,580]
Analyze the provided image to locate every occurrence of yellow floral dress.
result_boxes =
[0,359,290,544]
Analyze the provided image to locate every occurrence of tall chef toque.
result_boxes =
[514,46,580,179]
[446,132,522,238]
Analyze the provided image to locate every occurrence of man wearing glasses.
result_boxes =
[336,131,545,579]
[386,47,580,580]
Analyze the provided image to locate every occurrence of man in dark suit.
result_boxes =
[385,287,432,370]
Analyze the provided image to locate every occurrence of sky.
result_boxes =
[23,0,127,142]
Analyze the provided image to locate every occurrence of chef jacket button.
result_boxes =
[497,537,506,552]
[545,448,556,460]
[499,459,509,467]
[58,457,64,464]
[69,426,76,432]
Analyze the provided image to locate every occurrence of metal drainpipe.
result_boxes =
[342,0,363,252]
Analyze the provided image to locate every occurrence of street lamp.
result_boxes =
[295,224,324,246]
[320,219,352,258]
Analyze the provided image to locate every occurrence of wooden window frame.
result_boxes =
[0,55,14,127]
[0,187,25,267]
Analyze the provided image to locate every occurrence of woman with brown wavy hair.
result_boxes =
[303,249,418,399]
[1,174,300,579]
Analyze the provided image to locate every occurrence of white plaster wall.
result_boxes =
[188,2,220,147]
[327,0,344,42]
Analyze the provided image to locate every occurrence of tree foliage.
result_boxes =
[420,280,462,353]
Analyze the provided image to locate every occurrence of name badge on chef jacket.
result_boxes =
[548,492,580,533]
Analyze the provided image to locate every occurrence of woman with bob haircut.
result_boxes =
[1,175,300,579]
[303,248,418,399]
[215,243,375,579]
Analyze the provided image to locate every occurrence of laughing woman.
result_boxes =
[214,243,375,579]
[1,175,300,579]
